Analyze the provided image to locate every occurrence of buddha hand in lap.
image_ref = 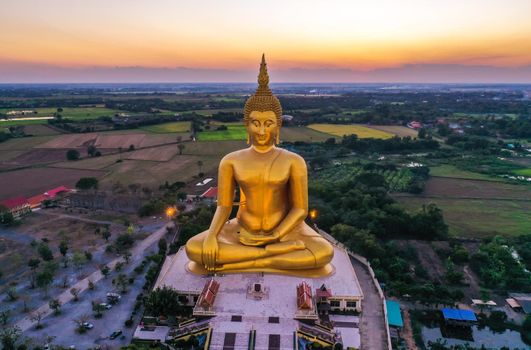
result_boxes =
[185,55,334,277]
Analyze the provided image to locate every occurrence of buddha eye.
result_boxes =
[252,120,260,127]
[265,120,274,127]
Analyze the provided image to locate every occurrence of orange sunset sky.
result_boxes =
[1,0,530,83]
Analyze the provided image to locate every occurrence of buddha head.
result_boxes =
[243,54,283,146]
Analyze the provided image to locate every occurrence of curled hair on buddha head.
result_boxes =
[243,54,283,129]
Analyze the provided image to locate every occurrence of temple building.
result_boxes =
[151,244,363,349]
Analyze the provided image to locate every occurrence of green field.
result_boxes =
[398,197,531,238]
[140,121,191,134]
[514,168,531,176]
[315,163,414,192]
[1,119,52,127]
[198,125,247,141]
[0,107,124,126]
[429,164,505,182]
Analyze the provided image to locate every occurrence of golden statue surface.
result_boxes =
[185,55,334,277]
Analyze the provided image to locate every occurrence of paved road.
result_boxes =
[16,221,172,334]
[350,257,388,350]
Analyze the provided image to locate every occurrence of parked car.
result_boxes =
[99,302,112,310]
[109,330,122,339]
[106,292,122,304]
[82,322,94,329]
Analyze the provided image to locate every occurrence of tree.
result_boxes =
[30,310,45,329]
[100,265,110,278]
[6,287,18,301]
[59,241,68,267]
[87,145,97,157]
[28,258,41,288]
[66,149,80,161]
[92,300,105,318]
[122,251,132,264]
[75,177,98,190]
[49,299,61,316]
[418,128,427,139]
[88,279,95,290]
[0,309,10,325]
[144,286,183,317]
[197,160,203,175]
[84,250,93,261]
[158,238,167,255]
[37,243,54,261]
[70,287,80,301]
[72,252,86,269]
[0,205,14,226]
[102,229,111,242]
[36,270,54,297]
[73,314,91,334]
[0,326,21,350]
[115,273,129,294]
[178,143,185,155]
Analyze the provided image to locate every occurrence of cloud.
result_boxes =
[0,61,530,83]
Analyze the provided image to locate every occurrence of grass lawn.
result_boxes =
[1,119,52,127]
[397,197,531,238]
[140,121,191,134]
[308,123,394,139]
[430,164,505,182]
[198,125,247,141]
[514,168,531,176]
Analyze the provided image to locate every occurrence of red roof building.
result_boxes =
[200,187,218,199]
[316,284,332,299]
[28,194,47,209]
[297,282,313,310]
[0,196,30,218]
[197,279,220,309]
[44,186,71,198]
[407,121,423,130]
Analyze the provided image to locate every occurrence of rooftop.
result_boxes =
[155,245,363,349]
[442,308,477,322]
[385,300,404,328]
[0,196,29,209]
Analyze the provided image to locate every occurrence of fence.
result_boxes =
[319,229,392,350]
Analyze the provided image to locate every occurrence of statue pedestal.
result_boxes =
[154,245,363,349]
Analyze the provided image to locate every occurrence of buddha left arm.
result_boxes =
[272,155,309,239]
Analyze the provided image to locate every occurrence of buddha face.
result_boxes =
[247,111,279,147]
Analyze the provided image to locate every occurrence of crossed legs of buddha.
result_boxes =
[185,220,334,272]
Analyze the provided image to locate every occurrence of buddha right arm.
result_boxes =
[206,157,235,238]
[203,157,235,268]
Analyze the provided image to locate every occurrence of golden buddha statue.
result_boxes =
[185,55,334,277]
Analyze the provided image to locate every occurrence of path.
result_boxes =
[401,308,419,350]
[350,257,388,350]
[34,211,116,226]
[15,221,172,332]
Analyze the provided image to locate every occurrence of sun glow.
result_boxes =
[0,0,530,80]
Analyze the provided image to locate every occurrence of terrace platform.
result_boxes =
[155,245,363,349]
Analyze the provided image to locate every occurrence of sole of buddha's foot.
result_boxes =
[264,240,305,255]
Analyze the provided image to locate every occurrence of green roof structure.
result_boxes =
[385,300,404,328]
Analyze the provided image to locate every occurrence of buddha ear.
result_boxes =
[275,128,280,145]
[246,133,250,145]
